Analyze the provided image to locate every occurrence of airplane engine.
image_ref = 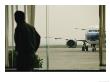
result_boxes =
[66,39,77,48]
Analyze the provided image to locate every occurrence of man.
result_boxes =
[14,11,40,71]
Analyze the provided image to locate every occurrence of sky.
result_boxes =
[34,5,99,45]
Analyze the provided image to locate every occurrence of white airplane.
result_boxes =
[40,26,100,52]
[66,26,99,52]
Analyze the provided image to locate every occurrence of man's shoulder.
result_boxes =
[25,23,35,29]
[25,23,36,33]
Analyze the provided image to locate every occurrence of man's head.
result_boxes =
[14,11,25,23]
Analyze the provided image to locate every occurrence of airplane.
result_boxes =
[40,26,100,52]
[66,26,99,52]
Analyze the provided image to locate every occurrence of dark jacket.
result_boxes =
[14,22,40,54]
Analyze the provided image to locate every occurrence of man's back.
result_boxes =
[15,22,40,54]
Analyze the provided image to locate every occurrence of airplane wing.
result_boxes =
[77,40,87,42]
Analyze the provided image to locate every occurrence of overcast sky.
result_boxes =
[35,5,99,45]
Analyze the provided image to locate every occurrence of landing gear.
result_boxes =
[91,44,96,52]
[82,46,85,51]
[86,46,88,51]
[81,41,97,52]
[92,47,96,52]
[82,41,88,51]
[82,45,88,51]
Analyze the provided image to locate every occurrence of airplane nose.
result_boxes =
[87,33,99,41]
[90,39,96,41]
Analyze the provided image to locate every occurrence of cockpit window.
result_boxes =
[89,30,98,32]
[89,30,92,32]
[87,33,99,41]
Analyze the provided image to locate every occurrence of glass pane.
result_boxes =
[8,6,12,47]
[6,5,47,70]
[5,5,106,71]
[18,5,24,12]
[48,5,101,70]
[34,5,47,69]
[7,6,25,68]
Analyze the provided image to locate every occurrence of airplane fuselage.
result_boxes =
[85,31,99,45]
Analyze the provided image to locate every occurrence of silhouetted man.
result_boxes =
[14,11,40,71]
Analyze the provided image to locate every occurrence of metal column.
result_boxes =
[5,5,9,67]
[46,5,49,70]
[99,5,106,66]
[11,5,14,67]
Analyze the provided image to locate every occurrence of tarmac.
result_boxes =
[37,47,106,71]
[5,47,106,72]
